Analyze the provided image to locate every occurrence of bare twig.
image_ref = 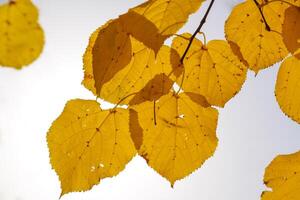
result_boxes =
[180,0,215,63]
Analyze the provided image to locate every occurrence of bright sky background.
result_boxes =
[0,0,300,200]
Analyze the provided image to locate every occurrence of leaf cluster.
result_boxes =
[46,0,300,198]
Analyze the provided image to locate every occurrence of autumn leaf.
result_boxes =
[47,99,136,195]
[82,19,132,97]
[129,73,174,106]
[119,0,205,53]
[0,0,44,69]
[225,0,289,73]
[262,150,300,200]
[173,34,247,107]
[282,5,300,55]
[132,92,218,186]
[83,25,182,105]
[275,56,300,124]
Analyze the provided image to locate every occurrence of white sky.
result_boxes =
[0,0,300,200]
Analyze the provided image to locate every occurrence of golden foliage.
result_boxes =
[0,0,44,69]
[173,34,247,107]
[83,24,181,104]
[120,0,205,53]
[225,0,289,73]
[48,0,300,196]
[275,56,300,124]
[47,99,136,195]
[132,92,218,186]
[282,5,300,55]
[262,150,300,200]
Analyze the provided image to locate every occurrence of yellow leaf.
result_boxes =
[129,73,174,106]
[120,0,205,53]
[83,24,182,104]
[275,56,300,124]
[262,150,300,200]
[99,43,181,105]
[173,34,247,107]
[225,0,289,73]
[0,0,44,69]
[282,5,300,54]
[82,19,132,96]
[47,99,136,195]
[133,92,218,186]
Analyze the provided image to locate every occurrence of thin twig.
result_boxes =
[180,0,215,63]
[253,0,271,31]
[176,0,215,94]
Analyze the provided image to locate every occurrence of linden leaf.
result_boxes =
[119,0,205,53]
[275,56,300,124]
[282,5,300,54]
[261,150,300,200]
[129,73,174,106]
[173,34,247,107]
[47,99,136,195]
[84,26,182,105]
[225,0,289,73]
[82,19,132,96]
[132,92,218,186]
[0,0,44,69]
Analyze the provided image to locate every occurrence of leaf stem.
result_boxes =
[252,0,271,31]
[180,0,215,63]
[153,100,157,126]
[113,92,138,110]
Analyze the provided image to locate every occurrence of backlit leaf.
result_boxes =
[83,26,182,105]
[120,0,205,53]
[133,92,218,185]
[47,99,136,195]
[262,150,300,200]
[282,5,300,54]
[82,19,132,96]
[173,34,247,107]
[275,56,300,124]
[225,0,289,73]
[129,73,174,106]
[0,0,44,69]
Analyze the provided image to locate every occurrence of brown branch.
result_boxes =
[253,0,271,31]
[180,0,215,63]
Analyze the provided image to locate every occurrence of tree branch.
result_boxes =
[180,0,215,63]
[253,0,271,31]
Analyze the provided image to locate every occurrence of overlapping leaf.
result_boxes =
[262,150,300,200]
[129,73,174,106]
[119,0,205,53]
[0,0,44,69]
[275,56,300,124]
[83,21,182,105]
[173,34,247,107]
[225,0,289,73]
[282,5,300,55]
[47,99,136,195]
[132,92,218,185]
